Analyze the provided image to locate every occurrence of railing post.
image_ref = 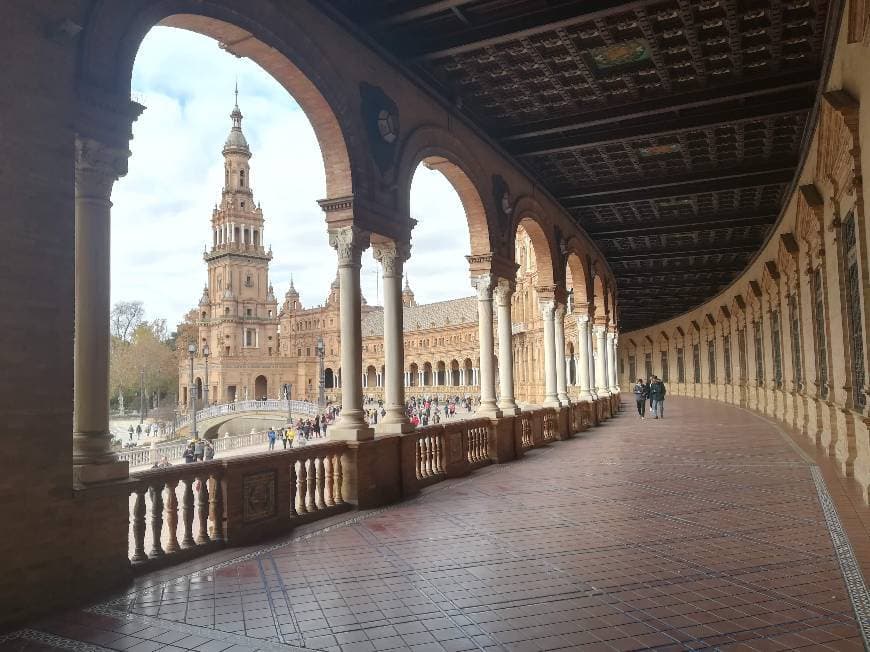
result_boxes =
[181,479,195,548]
[209,472,224,542]
[195,476,211,545]
[131,488,147,562]
[149,484,164,558]
[164,479,180,553]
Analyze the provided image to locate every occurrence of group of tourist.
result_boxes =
[182,438,215,462]
[127,422,170,441]
[632,376,667,419]
[266,414,331,450]
[359,395,479,427]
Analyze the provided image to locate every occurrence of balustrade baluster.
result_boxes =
[323,455,335,506]
[164,479,180,553]
[433,435,443,473]
[181,478,195,548]
[415,439,424,479]
[314,457,326,510]
[289,461,298,517]
[131,488,147,562]
[195,476,210,545]
[333,453,344,504]
[149,484,164,558]
[209,473,224,542]
[305,459,316,512]
[296,460,308,514]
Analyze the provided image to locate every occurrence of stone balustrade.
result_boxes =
[125,396,619,569]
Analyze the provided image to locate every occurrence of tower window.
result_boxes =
[239,169,245,187]
[245,275,253,287]
[240,201,245,208]
[224,307,230,315]
[246,308,252,316]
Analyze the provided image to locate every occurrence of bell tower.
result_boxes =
[200,86,278,361]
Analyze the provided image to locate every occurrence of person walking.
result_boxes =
[267,428,276,450]
[193,438,205,461]
[633,378,648,419]
[203,441,215,461]
[648,376,667,419]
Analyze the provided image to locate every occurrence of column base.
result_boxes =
[577,391,595,402]
[376,419,415,434]
[329,411,375,441]
[476,402,502,419]
[497,400,521,416]
[543,397,561,409]
[73,460,129,487]
[596,389,612,398]
[557,393,571,406]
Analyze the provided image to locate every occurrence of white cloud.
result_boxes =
[112,27,474,328]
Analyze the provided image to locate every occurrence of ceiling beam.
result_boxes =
[511,101,810,157]
[497,72,820,141]
[373,0,478,27]
[561,166,794,207]
[586,213,777,239]
[402,0,659,60]
[605,243,759,261]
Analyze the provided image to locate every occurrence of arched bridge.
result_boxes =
[175,399,320,438]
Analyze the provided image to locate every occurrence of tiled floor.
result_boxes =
[5,398,869,651]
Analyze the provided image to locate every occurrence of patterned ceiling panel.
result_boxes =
[320,0,837,330]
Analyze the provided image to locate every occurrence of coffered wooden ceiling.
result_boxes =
[319,0,838,331]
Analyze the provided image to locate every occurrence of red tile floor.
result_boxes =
[4,398,869,651]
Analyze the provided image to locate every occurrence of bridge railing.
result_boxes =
[175,399,319,431]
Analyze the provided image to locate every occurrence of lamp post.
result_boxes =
[188,343,198,440]
[203,344,210,409]
[284,382,293,423]
[316,336,325,408]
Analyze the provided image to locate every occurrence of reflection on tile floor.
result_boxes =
[4,398,868,651]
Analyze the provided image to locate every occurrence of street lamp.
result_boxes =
[203,344,210,409]
[316,335,325,408]
[188,342,198,440]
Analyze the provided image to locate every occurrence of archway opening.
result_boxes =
[254,375,267,400]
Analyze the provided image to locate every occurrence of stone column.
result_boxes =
[587,320,598,399]
[540,300,560,407]
[473,274,501,417]
[373,240,413,433]
[328,226,373,441]
[575,315,594,401]
[554,302,570,406]
[594,324,611,397]
[73,137,130,484]
[494,279,519,415]
[608,331,620,393]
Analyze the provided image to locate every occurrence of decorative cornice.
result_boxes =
[317,195,354,213]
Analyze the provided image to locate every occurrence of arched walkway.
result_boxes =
[31,397,869,650]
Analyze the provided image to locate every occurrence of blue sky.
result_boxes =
[111,27,472,328]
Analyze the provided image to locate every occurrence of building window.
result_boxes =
[239,169,245,187]
[245,329,256,347]
[788,293,802,390]
[692,343,701,383]
[628,355,636,381]
[771,310,783,389]
[225,346,230,356]
[707,339,716,383]
[644,352,652,379]
[844,212,866,408]
[677,347,685,383]
[660,351,669,382]
[224,307,230,315]
[812,268,829,399]
[738,328,747,382]
[297,348,302,356]
[724,334,732,385]
[246,308,252,317]
[245,275,253,287]
[754,319,765,385]
[306,347,311,357]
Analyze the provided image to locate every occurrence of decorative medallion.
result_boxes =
[243,470,276,522]
[589,39,651,70]
[638,143,681,157]
[360,82,400,175]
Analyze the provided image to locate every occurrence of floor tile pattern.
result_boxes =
[4,398,868,651]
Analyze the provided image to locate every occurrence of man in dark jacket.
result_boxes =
[648,376,667,419]
[633,378,648,419]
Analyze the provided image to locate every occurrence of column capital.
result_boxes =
[74,136,130,200]
[539,298,556,319]
[593,323,608,336]
[471,273,494,300]
[576,313,590,324]
[329,225,370,267]
[493,277,514,307]
[371,239,410,277]
[554,302,566,320]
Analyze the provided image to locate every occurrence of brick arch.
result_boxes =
[565,252,589,306]
[77,2,363,199]
[396,125,493,257]
[512,197,558,289]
